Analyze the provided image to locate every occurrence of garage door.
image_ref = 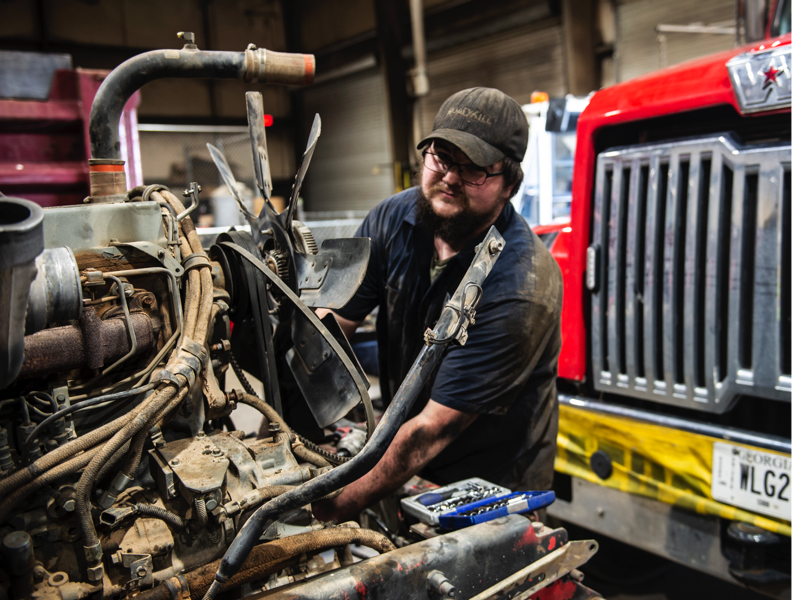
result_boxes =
[616,0,736,82]
[300,67,395,212]
[416,19,567,143]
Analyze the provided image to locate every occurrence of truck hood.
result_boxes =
[581,34,791,129]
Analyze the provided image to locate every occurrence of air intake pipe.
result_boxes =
[0,197,44,390]
[88,32,315,202]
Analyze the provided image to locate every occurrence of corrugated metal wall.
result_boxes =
[616,0,736,82]
[416,20,567,142]
[300,68,395,212]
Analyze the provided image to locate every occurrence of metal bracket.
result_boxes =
[115,241,184,278]
[424,228,503,348]
[294,252,331,290]
[121,553,154,589]
[179,183,201,222]
[469,539,599,600]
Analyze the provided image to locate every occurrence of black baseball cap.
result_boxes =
[417,87,528,167]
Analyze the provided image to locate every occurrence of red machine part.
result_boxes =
[0,68,141,207]
[553,33,791,383]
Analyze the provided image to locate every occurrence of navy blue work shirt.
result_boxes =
[336,188,563,490]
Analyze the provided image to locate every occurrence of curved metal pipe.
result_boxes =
[89,45,315,160]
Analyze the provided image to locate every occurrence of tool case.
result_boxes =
[437,490,556,529]
[400,477,511,526]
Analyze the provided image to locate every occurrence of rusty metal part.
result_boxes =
[18,308,158,379]
[469,538,599,600]
[135,527,394,600]
[250,516,568,600]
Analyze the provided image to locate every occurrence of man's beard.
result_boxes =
[416,175,503,246]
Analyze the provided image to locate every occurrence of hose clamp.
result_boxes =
[181,337,209,367]
[183,251,211,273]
[83,542,103,563]
[165,574,190,600]
[244,46,265,82]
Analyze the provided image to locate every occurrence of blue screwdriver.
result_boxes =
[417,487,460,507]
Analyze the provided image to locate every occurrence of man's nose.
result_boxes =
[442,164,463,185]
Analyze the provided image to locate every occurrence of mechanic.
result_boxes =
[313,87,563,523]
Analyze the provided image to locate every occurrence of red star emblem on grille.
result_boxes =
[761,64,785,88]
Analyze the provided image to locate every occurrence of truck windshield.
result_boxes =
[772,0,790,36]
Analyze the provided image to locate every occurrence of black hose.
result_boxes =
[195,497,208,528]
[135,504,185,530]
[203,342,444,599]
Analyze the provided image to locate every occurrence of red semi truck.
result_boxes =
[537,3,791,595]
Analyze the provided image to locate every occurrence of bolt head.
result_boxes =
[136,566,147,578]
[206,499,218,511]
[86,565,104,582]
[62,499,76,512]
[170,458,180,466]
[488,239,504,255]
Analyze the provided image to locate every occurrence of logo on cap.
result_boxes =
[447,107,494,127]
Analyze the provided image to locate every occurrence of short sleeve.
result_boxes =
[429,297,558,415]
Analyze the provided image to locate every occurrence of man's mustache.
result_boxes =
[426,182,469,208]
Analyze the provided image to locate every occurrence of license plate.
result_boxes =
[711,441,791,521]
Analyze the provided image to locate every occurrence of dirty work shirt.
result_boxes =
[335,187,563,491]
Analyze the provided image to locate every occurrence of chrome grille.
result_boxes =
[589,134,791,413]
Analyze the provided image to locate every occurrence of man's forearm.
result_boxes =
[313,402,477,523]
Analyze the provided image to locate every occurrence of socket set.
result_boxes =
[400,478,511,526]
[438,491,556,530]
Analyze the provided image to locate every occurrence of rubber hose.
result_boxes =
[77,385,177,548]
[137,527,395,600]
[231,353,347,465]
[0,400,142,499]
[231,357,351,466]
[122,386,188,479]
[135,504,185,530]
[152,191,199,340]
[95,434,139,487]
[195,497,208,528]
[0,444,103,523]
[237,393,333,468]
[205,341,443,600]
[161,190,214,344]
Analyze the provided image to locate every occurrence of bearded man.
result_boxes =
[313,88,563,523]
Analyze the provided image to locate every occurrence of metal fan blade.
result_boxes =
[206,143,257,221]
[282,113,321,230]
[294,237,371,308]
[245,92,273,205]
[286,312,369,428]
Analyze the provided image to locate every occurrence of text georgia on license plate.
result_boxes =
[711,441,790,521]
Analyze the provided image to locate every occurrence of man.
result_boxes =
[313,87,563,523]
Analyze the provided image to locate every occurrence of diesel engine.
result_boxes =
[0,34,601,600]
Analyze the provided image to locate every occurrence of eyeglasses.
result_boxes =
[422,150,504,186]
